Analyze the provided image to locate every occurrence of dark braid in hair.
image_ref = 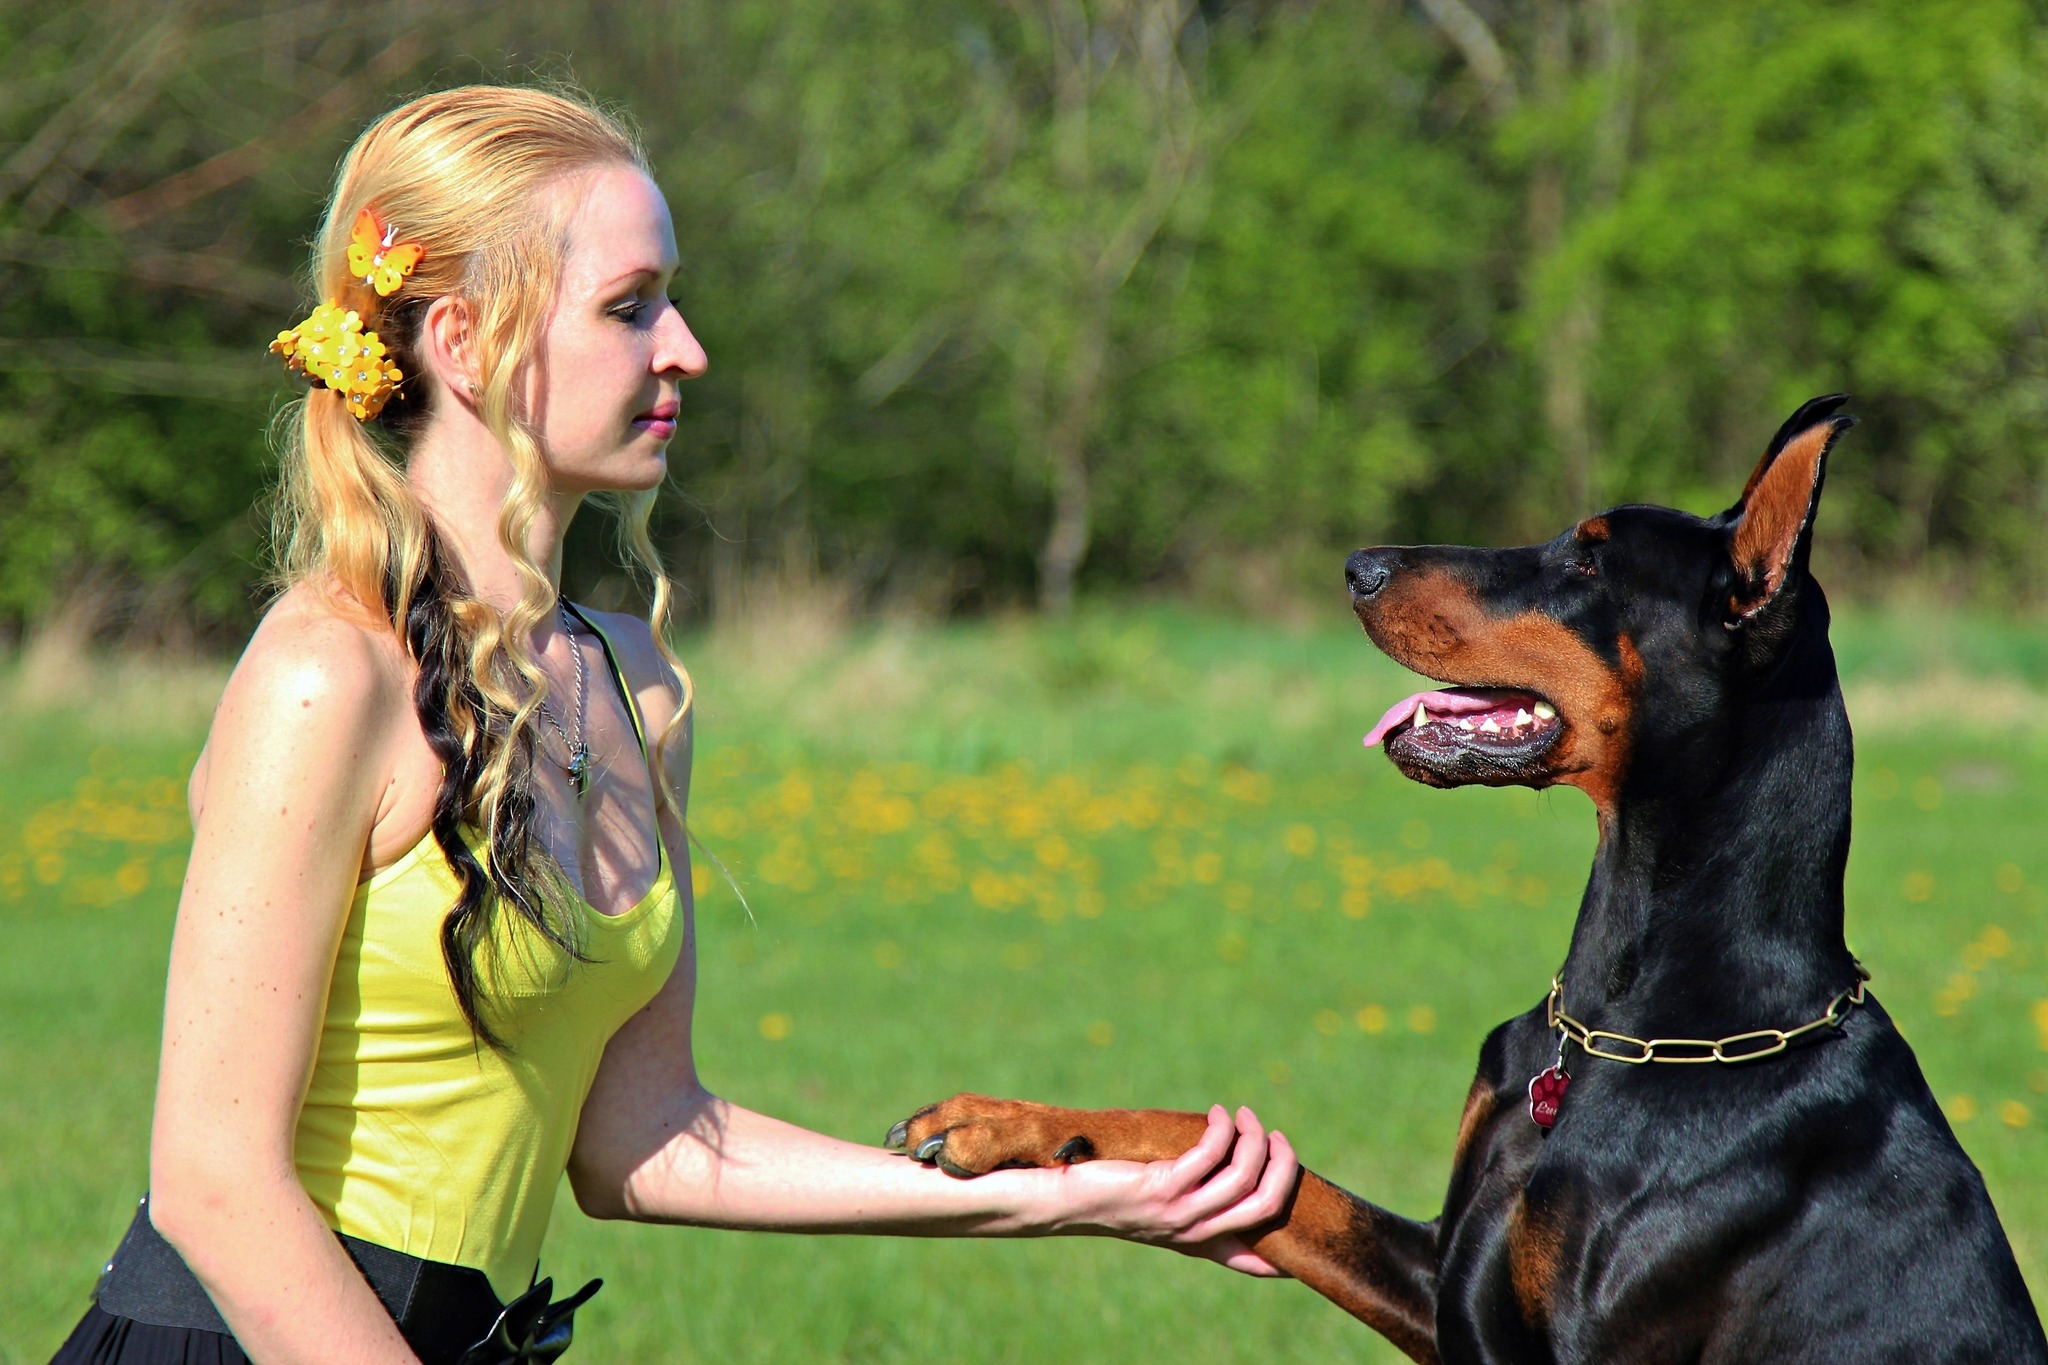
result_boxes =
[390,530,587,1048]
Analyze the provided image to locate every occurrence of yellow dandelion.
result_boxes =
[758,1012,792,1042]
[1408,1005,1438,1035]
[1357,1004,1388,1035]
[1284,824,1318,857]
[970,868,1012,910]
[1999,1101,2030,1129]
[1947,1094,1977,1123]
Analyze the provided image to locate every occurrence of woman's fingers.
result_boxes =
[1168,1105,1275,1227]
[1162,1104,1238,1190]
[1179,1129,1297,1245]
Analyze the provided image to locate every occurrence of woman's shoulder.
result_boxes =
[576,606,678,688]
[235,583,409,708]
[189,585,411,812]
[574,605,691,740]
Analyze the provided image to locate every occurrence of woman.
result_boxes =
[53,86,1296,1365]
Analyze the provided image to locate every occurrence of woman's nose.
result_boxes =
[659,307,708,379]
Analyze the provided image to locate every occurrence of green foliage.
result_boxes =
[5,0,2048,635]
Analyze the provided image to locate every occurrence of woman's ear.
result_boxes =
[417,294,481,408]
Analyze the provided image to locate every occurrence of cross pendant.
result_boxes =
[566,744,592,799]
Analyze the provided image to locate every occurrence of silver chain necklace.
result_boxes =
[534,603,593,799]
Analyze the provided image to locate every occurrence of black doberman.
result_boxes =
[889,397,2048,1362]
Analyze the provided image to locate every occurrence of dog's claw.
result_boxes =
[1052,1135,1096,1164]
[914,1135,947,1162]
[885,1119,910,1151]
[933,1150,980,1179]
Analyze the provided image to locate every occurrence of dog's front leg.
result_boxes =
[888,1093,1439,1363]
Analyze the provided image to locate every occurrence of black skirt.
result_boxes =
[50,1198,600,1365]
[49,1302,250,1365]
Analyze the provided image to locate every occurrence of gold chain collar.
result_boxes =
[1546,960,1871,1065]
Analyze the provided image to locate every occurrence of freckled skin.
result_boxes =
[895,398,2047,1362]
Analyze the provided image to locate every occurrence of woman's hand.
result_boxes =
[1034,1105,1299,1276]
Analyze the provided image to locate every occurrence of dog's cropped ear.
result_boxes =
[1724,394,1854,625]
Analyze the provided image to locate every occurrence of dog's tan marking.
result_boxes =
[1732,422,1832,608]
[1354,568,1644,815]
[1507,1191,1565,1326]
[1450,1076,1494,1172]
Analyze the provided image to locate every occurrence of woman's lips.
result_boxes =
[634,401,679,438]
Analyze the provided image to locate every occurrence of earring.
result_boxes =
[466,380,482,399]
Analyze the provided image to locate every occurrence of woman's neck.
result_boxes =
[404,418,579,611]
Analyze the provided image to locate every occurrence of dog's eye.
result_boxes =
[1567,558,1598,579]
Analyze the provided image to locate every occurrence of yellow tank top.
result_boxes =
[293,610,682,1300]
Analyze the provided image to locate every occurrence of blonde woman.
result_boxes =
[52,87,1296,1365]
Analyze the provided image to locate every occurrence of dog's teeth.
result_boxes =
[1534,702,1557,721]
[1479,717,1501,734]
[1458,718,1476,730]
[1515,709,1532,728]
[1414,702,1430,728]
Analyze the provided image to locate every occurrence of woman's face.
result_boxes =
[531,165,705,494]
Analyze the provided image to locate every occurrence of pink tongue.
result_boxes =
[1363,688,1529,747]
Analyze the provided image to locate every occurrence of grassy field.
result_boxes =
[4,603,2046,1363]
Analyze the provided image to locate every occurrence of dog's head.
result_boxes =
[1346,395,1854,814]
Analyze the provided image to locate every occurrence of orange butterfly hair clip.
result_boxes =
[267,206,420,421]
[345,206,425,297]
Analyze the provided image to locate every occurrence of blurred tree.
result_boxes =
[1587,0,2047,587]
[0,0,458,647]
[4,0,2048,643]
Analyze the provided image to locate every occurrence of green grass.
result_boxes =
[4,604,2046,1363]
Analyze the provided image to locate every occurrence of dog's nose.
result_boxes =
[1345,550,1392,600]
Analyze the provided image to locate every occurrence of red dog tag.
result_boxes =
[1528,1065,1570,1129]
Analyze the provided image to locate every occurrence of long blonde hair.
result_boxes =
[272,85,691,1044]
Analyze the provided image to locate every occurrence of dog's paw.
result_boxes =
[884,1093,1096,1178]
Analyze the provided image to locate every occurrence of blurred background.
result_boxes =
[6,2,2048,1361]
[6,0,2048,647]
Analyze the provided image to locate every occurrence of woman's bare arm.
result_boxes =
[565,621,1298,1273]
[148,600,421,1364]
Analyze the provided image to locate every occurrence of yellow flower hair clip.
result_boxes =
[268,206,421,420]
[270,301,404,421]
[345,206,425,297]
